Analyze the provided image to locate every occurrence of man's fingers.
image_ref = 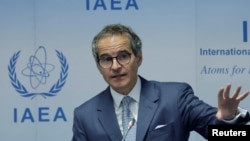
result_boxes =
[231,85,241,99]
[236,91,250,101]
[223,84,231,99]
[218,87,224,101]
[217,84,249,101]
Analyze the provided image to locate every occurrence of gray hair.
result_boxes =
[91,24,142,62]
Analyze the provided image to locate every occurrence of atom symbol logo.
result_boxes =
[21,46,55,89]
[8,46,69,99]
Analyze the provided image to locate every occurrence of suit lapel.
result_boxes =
[136,77,159,141]
[96,77,159,141]
[97,88,123,141]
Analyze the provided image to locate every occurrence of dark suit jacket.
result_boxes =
[72,76,250,141]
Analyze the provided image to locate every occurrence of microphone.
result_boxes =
[121,118,135,141]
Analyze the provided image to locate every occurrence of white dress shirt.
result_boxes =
[110,76,141,134]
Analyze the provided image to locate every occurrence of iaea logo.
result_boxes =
[8,46,69,99]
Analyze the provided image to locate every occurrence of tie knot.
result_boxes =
[122,96,132,107]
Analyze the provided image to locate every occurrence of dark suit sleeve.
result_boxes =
[178,82,250,139]
[71,107,88,141]
[177,83,219,139]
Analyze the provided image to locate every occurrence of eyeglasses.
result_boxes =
[98,51,131,69]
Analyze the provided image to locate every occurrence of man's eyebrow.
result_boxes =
[99,54,112,60]
[118,50,129,53]
[99,53,110,57]
[99,50,130,57]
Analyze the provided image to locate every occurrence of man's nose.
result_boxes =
[111,58,122,69]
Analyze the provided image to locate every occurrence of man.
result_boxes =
[72,24,250,141]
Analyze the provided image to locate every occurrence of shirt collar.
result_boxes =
[110,76,141,108]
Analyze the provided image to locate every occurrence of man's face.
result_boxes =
[96,35,142,95]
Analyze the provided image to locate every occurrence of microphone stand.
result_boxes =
[121,118,135,141]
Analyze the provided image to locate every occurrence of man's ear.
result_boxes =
[136,51,143,66]
[96,62,102,73]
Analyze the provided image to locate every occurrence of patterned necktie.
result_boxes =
[122,96,136,141]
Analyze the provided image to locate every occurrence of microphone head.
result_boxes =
[128,118,135,129]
